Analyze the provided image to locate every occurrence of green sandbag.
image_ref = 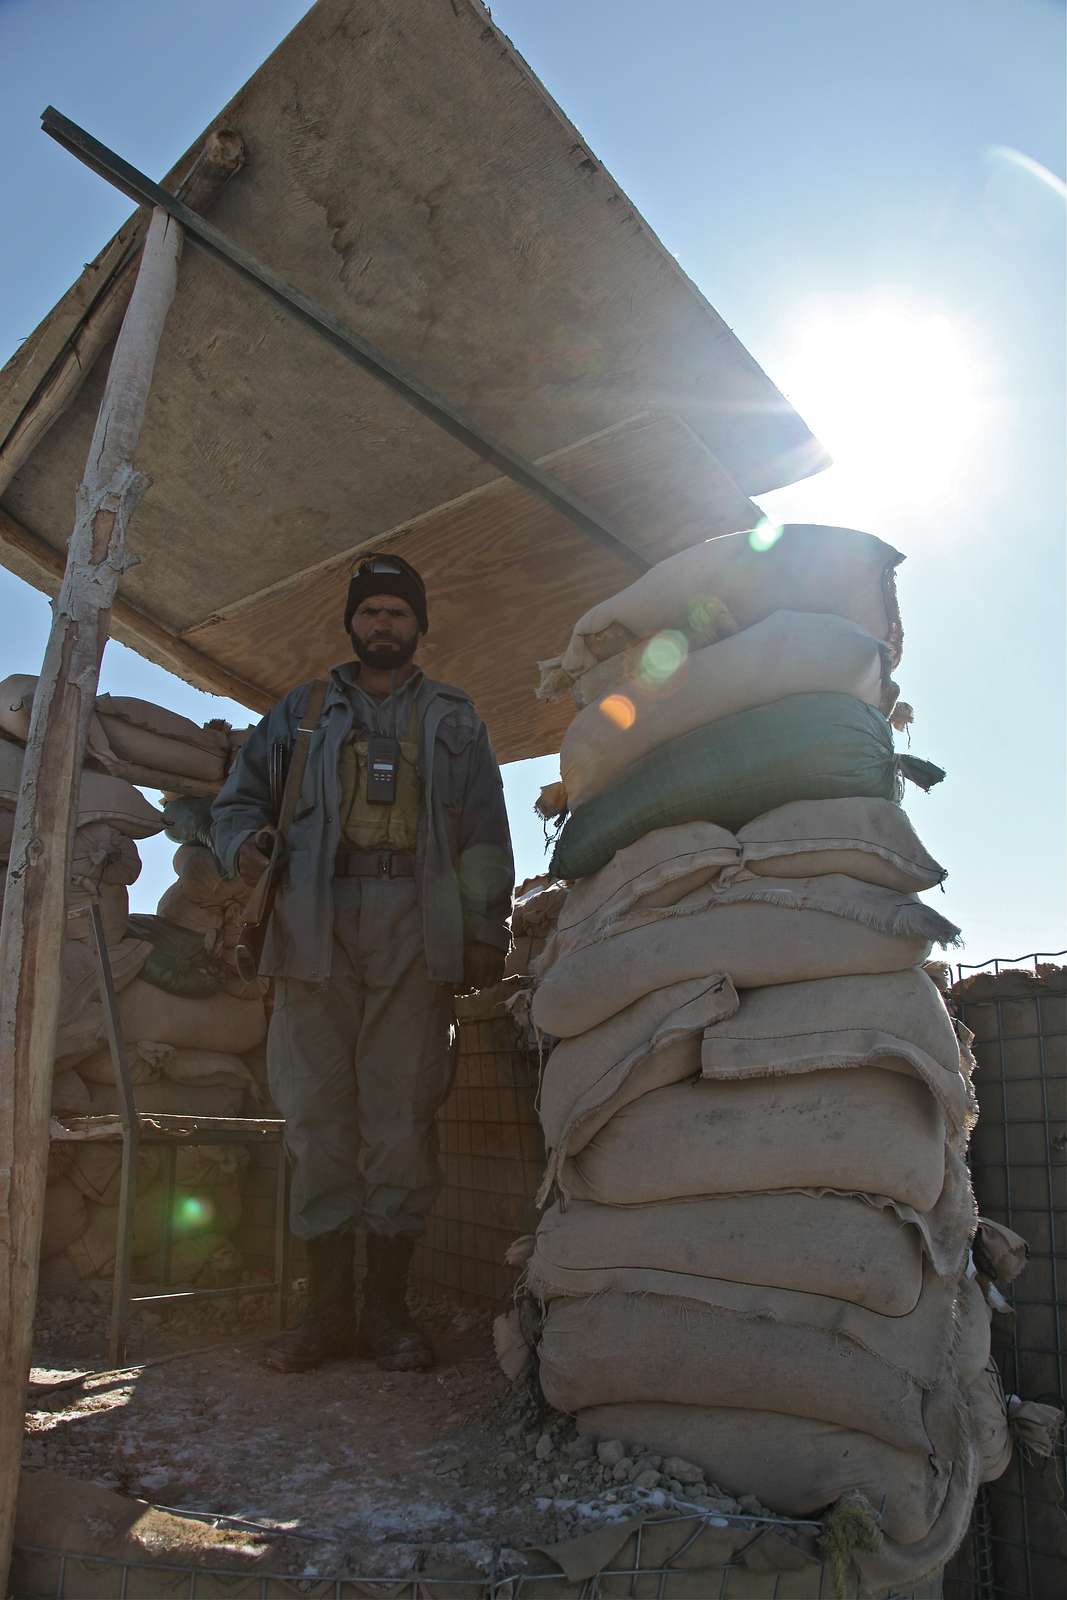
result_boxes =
[551,693,942,881]
[161,794,216,851]
[127,914,222,998]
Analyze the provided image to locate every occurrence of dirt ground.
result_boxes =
[25,1286,751,1585]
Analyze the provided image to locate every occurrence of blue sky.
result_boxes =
[1,0,1064,965]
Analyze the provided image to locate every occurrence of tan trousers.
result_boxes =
[267,877,455,1239]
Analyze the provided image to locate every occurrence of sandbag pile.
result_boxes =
[0,674,249,794]
[0,696,263,1293]
[507,526,1009,1593]
[505,875,568,978]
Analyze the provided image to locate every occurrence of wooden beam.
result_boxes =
[0,204,185,1578]
[40,107,650,578]
[0,508,273,713]
[0,130,245,501]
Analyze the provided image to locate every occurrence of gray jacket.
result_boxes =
[211,663,514,985]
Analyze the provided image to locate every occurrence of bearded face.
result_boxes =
[350,597,420,670]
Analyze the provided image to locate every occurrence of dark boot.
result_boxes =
[357,1234,434,1371]
[262,1229,357,1373]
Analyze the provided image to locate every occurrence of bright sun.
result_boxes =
[782,305,982,511]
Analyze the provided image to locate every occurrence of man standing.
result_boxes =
[213,554,514,1373]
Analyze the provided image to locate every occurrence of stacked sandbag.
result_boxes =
[0,674,248,793]
[505,875,568,978]
[509,527,997,1593]
[1,696,262,1292]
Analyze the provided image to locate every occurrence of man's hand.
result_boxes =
[236,826,279,888]
[458,942,506,994]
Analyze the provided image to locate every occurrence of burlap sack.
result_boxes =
[0,676,116,768]
[68,822,142,889]
[737,798,945,892]
[41,1179,90,1259]
[700,969,973,1132]
[955,1273,992,1385]
[115,981,267,1054]
[559,1067,946,1212]
[0,740,163,837]
[86,1077,245,1118]
[69,1145,162,1206]
[560,611,893,809]
[533,876,957,1037]
[78,1039,165,1087]
[531,1193,926,1315]
[54,936,153,1060]
[539,1289,949,1450]
[66,883,129,946]
[51,1068,91,1115]
[555,805,945,951]
[538,976,739,1174]
[67,1186,166,1277]
[555,824,741,938]
[552,525,904,681]
[163,1050,255,1090]
[94,694,228,783]
[577,1404,946,1546]
[969,1360,1012,1483]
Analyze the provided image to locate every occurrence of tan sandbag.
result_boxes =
[115,980,267,1054]
[974,1217,1029,1283]
[78,1038,165,1087]
[67,1186,166,1278]
[555,823,741,938]
[1008,1396,1065,1458]
[174,1144,249,1185]
[170,843,248,906]
[737,798,946,892]
[69,822,142,889]
[41,1179,90,1258]
[51,1068,91,1115]
[68,1144,162,1206]
[955,1273,992,1384]
[969,1360,1012,1482]
[700,969,973,1132]
[560,611,894,809]
[86,1077,245,1118]
[0,740,163,837]
[539,1290,946,1451]
[163,1049,256,1090]
[95,695,227,783]
[66,883,129,946]
[0,675,117,767]
[153,885,224,951]
[530,1193,927,1315]
[577,1405,947,1546]
[54,936,153,1060]
[538,975,738,1170]
[534,874,958,1037]
[559,1067,946,1212]
[556,525,904,677]
[166,1232,242,1285]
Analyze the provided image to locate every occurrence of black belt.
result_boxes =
[335,848,416,879]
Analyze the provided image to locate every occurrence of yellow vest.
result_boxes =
[338,702,422,851]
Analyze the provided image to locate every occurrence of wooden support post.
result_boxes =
[0,203,184,1581]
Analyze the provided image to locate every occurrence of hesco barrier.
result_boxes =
[411,982,543,1308]
[948,954,1067,1600]
[12,1514,948,1598]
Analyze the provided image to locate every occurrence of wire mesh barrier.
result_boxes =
[12,1508,949,1598]
[411,985,543,1308]
[946,953,1067,1598]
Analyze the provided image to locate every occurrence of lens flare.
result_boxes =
[600,693,636,730]
[748,518,784,553]
[638,630,688,687]
[175,1195,211,1230]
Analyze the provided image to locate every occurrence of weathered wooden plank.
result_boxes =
[0,204,184,1577]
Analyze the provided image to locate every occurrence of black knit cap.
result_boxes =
[344,552,429,635]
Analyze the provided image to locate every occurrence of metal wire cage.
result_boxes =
[945,952,1067,1599]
